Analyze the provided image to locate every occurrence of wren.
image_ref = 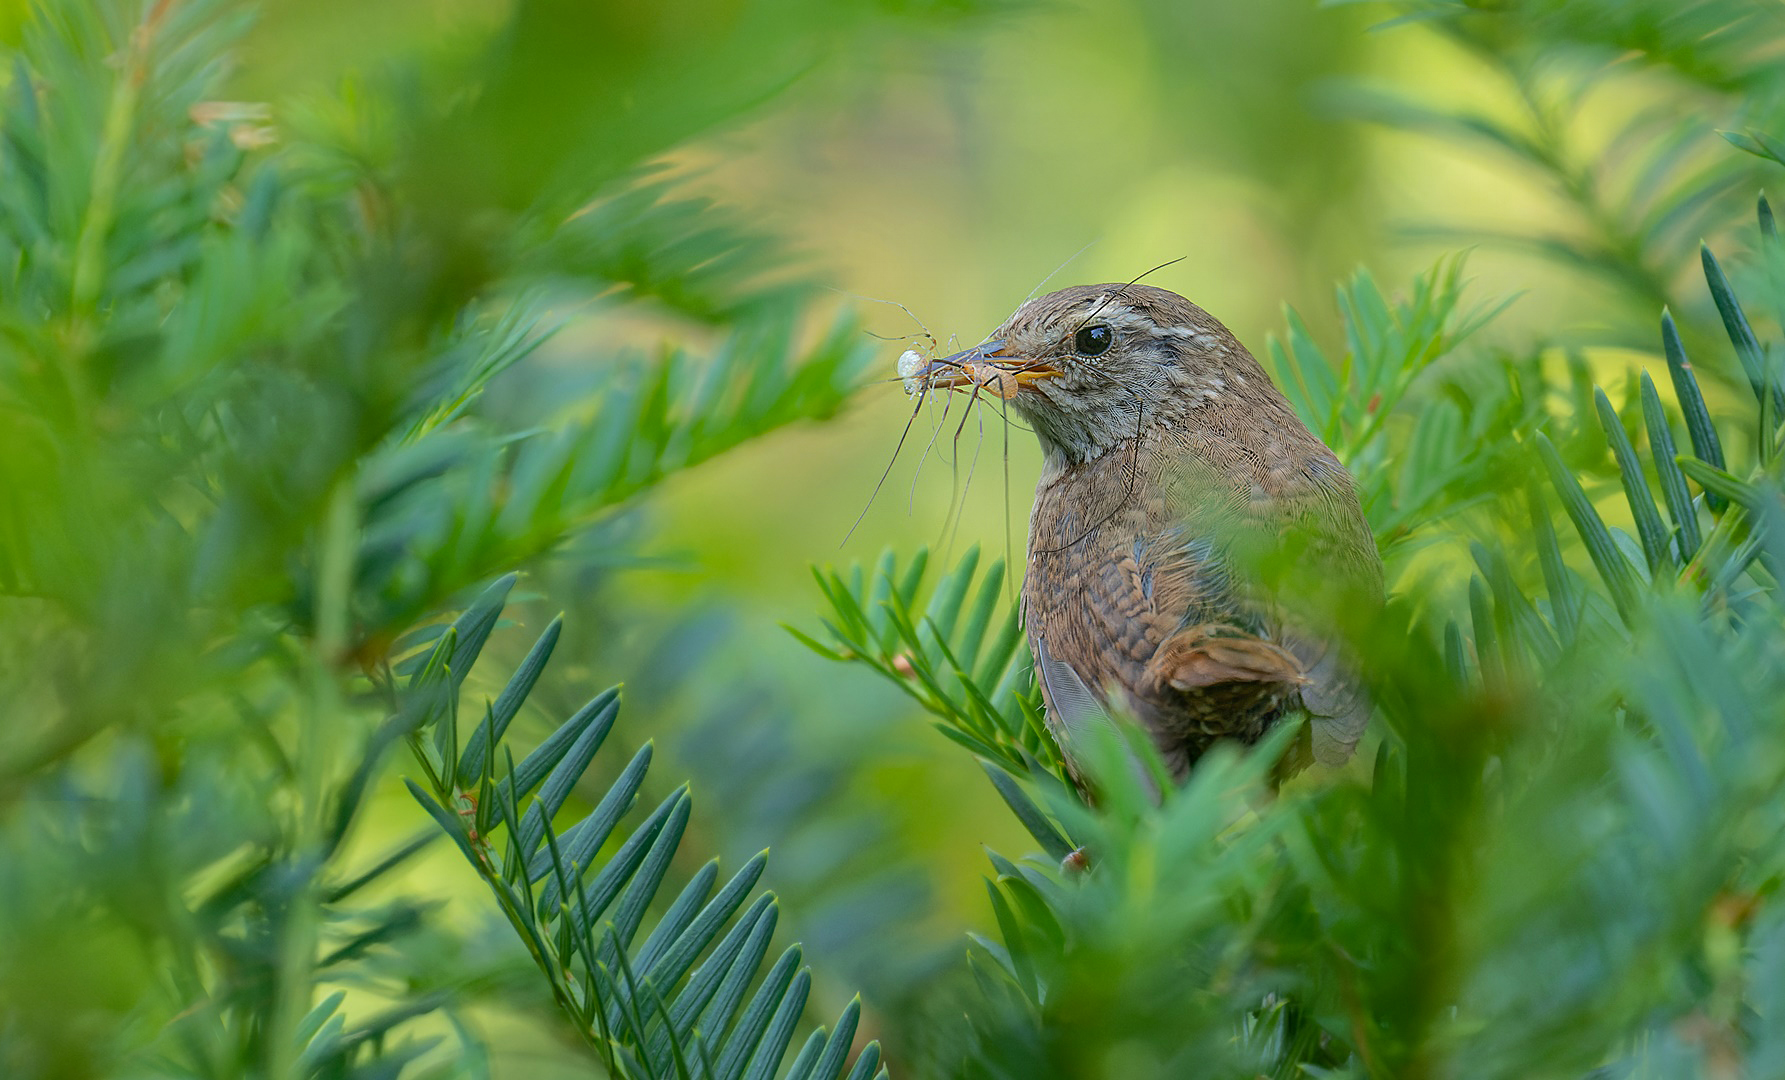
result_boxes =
[917,285,1383,782]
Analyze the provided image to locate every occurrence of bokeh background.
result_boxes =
[5,0,1783,1076]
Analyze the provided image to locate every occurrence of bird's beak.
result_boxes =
[917,339,1063,398]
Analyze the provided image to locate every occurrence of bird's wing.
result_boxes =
[1033,634,1118,744]
[1146,449,1380,766]
[1146,623,1305,692]
[1066,517,1311,708]
[1258,457,1383,766]
[1033,632,1161,799]
[1284,629,1371,765]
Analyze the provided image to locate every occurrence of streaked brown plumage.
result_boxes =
[919,284,1382,783]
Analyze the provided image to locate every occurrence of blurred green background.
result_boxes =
[5,0,1785,1077]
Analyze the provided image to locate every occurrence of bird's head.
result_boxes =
[914,284,1266,467]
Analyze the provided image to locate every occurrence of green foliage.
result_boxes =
[401,576,883,1080]
[1268,255,1517,554]
[0,0,936,1075]
[794,547,1054,777]
[0,0,874,700]
[1334,0,1785,340]
[794,546,1077,860]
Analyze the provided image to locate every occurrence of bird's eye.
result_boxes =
[1074,324,1113,357]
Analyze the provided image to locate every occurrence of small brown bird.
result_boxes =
[918,284,1382,783]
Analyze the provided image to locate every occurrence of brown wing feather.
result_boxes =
[1257,454,1382,766]
[1147,624,1305,691]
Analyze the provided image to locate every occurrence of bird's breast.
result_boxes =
[1022,446,1257,717]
